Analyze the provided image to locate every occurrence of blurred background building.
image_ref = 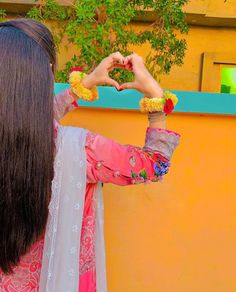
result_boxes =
[1,0,236,93]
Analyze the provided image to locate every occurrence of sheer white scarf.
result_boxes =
[39,126,107,292]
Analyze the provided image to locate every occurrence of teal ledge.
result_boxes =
[55,83,236,116]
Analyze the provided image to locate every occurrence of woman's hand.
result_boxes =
[81,52,125,90]
[80,52,163,98]
[120,53,163,98]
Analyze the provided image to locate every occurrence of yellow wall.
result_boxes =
[161,26,236,92]
[52,0,236,93]
[184,0,236,17]
[3,1,236,290]
[61,109,236,292]
[5,1,236,92]
[57,24,236,92]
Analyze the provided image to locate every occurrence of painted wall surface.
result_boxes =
[49,0,236,93]
[206,0,236,17]
[56,24,236,92]
[4,1,236,93]
[158,26,236,92]
[184,0,236,17]
[61,108,236,292]
[55,83,236,115]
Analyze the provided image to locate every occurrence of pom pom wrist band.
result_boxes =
[140,91,178,114]
[68,69,178,114]
[69,71,99,102]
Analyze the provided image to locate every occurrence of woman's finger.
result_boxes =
[119,82,136,90]
[108,63,133,73]
[110,52,125,65]
[124,53,143,67]
[124,55,133,66]
[104,77,120,89]
[108,63,126,71]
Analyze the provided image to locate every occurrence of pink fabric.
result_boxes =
[85,131,169,185]
[1,238,44,292]
[79,183,97,292]
[0,89,180,292]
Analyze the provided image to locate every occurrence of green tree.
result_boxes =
[28,0,189,82]
[0,9,6,21]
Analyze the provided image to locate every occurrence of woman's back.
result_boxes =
[0,19,56,275]
[0,19,180,292]
[0,239,44,291]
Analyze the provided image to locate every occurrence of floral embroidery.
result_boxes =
[154,159,170,177]
[96,161,103,169]
[85,132,97,148]
[129,156,136,168]
[131,169,147,184]
[113,170,120,177]
[125,145,147,160]
[0,239,44,292]
[131,170,138,178]
[79,191,96,276]
[139,169,147,180]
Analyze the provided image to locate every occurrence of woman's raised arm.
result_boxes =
[85,127,179,185]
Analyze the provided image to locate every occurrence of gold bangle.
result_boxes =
[69,71,99,102]
[140,91,178,114]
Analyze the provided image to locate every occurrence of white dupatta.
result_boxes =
[39,126,107,292]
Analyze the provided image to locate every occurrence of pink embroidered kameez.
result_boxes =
[0,89,180,292]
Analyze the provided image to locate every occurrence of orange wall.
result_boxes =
[57,24,236,92]
[128,25,236,92]
[184,0,236,17]
[5,1,236,92]
[61,108,236,292]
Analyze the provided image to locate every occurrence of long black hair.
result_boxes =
[0,19,56,273]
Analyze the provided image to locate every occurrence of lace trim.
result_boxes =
[85,131,97,148]
[144,128,180,160]
[79,192,97,275]
[40,126,87,292]
[46,127,64,284]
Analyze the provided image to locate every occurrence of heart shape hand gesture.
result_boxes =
[82,52,163,99]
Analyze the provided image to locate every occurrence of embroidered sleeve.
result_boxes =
[85,128,180,185]
[144,127,180,160]
[54,88,78,121]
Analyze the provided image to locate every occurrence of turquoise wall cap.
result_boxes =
[55,83,236,115]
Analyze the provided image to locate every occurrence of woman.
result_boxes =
[0,19,180,292]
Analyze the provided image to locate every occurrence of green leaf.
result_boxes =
[131,170,138,178]
[17,0,189,82]
[0,9,6,21]
[139,169,147,180]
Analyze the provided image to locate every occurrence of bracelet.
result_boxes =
[69,71,99,102]
[148,111,166,124]
[140,91,178,114]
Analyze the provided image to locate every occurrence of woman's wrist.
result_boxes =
[148,88,163,99]
[140,91,178,114]
[69,71,99,102]
[148,112,166,129]
[146,81,163,98]
[69,88,79,101]
[81,73,96,90]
